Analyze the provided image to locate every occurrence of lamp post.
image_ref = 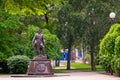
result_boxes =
[109,12,116,23]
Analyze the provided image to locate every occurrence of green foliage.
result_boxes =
[0,45,13,59]
[114,36,120,56]
[100,34,118,56]
[0,24,14,58]
[42,29,61,59]
[0,15,24,29]
[5,0,62,16]
[113,36,120,76]
[5,0,46,16]
[99,24,120,75]
[0,9,26,59]
[56,3,84,49]
[99,56,112,72]
[7,55,30,74]
[26,25,39,58]
[12,43,31,56]
[12,25,38,58]
[111,56,116,73]
[99,24,120,56]
[27,25,38,41]
[114,58,120,76]
[0,52,4,60]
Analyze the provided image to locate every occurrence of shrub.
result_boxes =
[113,36,120,76]
[114,36,120,57]
[111,56,116,73]
[114,58,120,76]
[99,24,120,75]
[0,60,9,73]
[7,55,30,74]
[99,56,112,72]
[99,24,120,56]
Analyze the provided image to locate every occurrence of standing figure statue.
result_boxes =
[32,28,46,56]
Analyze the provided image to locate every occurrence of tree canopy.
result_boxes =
[5,0,62,16]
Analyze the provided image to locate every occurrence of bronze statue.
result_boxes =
[28,29,53,75]
[32,28,46,56]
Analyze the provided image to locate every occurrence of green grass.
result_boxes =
[54,62,104,73]
[70,62,103,71]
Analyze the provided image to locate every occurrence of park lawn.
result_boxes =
[70,62,103,71]
[54,62,103,73]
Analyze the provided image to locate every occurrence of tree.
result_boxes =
[0,10,26,59]
[5,0,62,24]
[56,4,74,70]
[5,0,47,16]
[56,1,86,69]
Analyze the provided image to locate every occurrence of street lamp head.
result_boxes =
[109,12,116,19]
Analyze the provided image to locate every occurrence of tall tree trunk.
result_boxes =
[67,47,71,70]
[55,59,60,66]
[67,36,73,70]
[90,38,96,71]
[55,59,57,66]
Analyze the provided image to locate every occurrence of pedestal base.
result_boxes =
[27,56,53,75]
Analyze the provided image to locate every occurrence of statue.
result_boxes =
[32,28,46,56]
[27,28,53,75]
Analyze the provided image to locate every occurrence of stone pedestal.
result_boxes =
[27,56,53,75]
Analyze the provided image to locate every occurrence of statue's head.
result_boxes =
[36,28,41,33]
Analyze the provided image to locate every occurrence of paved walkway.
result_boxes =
[0,71,120,80]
